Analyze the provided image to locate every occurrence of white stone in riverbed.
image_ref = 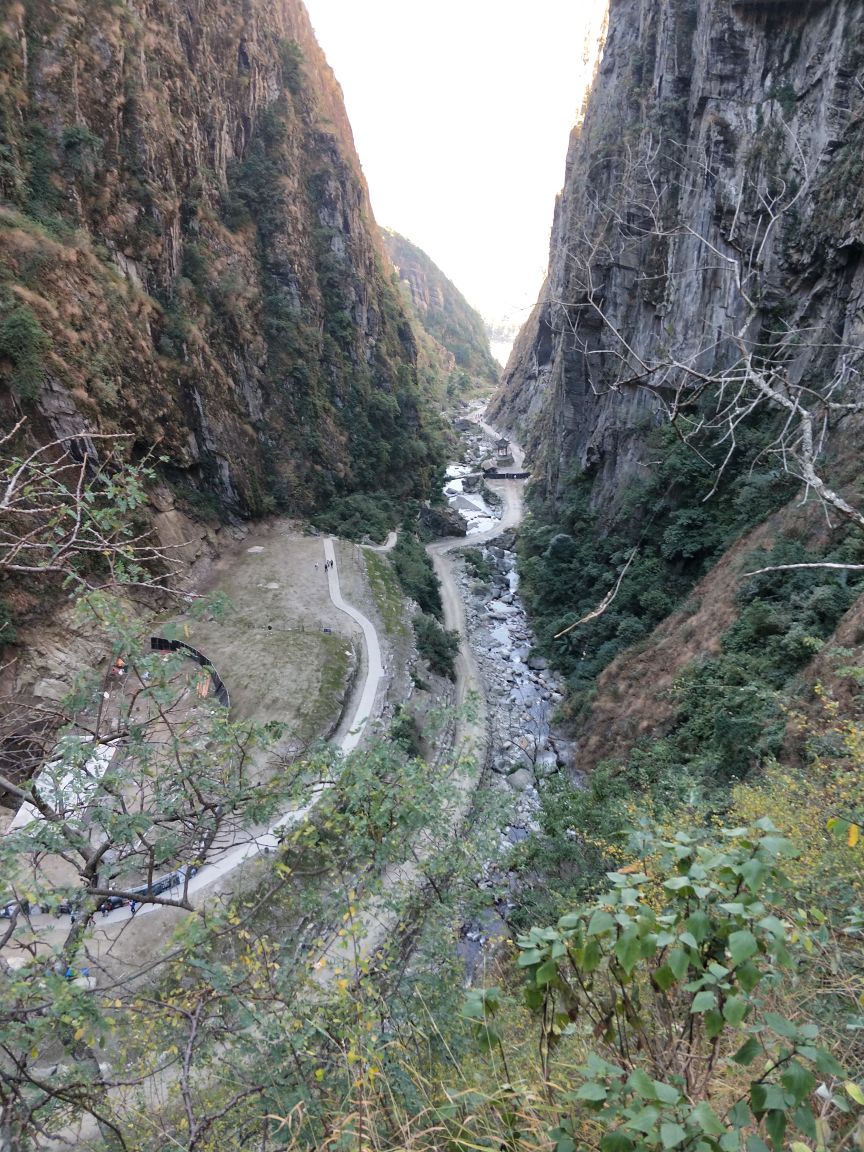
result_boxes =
[534,751,560,779]
[487,601,519,619]
[508,769,534,793]
[510,682,540,705]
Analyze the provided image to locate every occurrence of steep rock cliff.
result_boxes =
[0,0,445,519]
[491,0,864,516]
[383,230,500,390]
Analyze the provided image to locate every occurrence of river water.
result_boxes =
[443,464,498,535]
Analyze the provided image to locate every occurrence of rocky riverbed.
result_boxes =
[455,536,570,820]
[442,430,572,972]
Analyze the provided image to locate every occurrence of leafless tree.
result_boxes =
[0,418,192,610]
[554,135,864,530]
[542,121,864,623]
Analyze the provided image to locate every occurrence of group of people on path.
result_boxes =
[315,560,334,572]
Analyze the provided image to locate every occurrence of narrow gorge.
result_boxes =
[1,0,863,1148]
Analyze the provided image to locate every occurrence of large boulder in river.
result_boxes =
[419,502,467,537]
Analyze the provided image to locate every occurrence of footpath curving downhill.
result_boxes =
[323,536,384,755]
[15,535,388,938]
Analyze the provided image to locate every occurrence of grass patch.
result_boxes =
[169,620,353,746]
[304,633,352,741]
[364,551,408,639]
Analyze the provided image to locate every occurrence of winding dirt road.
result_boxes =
[426,420,526,757]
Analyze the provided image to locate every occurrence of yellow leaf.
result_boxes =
[74,1028,85,1041]
[848,823,860,848]
[314,1068,325,1082]
[844,1080,864,1106]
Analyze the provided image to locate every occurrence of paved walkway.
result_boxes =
[14,538,387,935]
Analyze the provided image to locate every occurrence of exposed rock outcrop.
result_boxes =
[491,0,864,518]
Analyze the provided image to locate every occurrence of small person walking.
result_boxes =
[314,562,319,572]
[130,901,138,917]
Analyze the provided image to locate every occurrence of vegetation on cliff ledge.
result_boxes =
[0,2,449,525]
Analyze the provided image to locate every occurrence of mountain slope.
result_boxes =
[490,0,864,802]
[491,0,864,516]
[0,0,446,519]
[383,230,499,391]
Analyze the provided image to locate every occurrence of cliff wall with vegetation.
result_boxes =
[490,0,864,917]
[0,0,446,525]
[492,0,864,513]
[383,229,500,392]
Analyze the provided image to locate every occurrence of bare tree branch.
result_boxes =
[741,562,864,578]
[554,549,638,639]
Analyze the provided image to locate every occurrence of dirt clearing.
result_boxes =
[168,521,359,743]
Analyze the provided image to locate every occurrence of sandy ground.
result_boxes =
[168,522,360,742]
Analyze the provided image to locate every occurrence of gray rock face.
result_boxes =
[489,0,864,519]
[487,601,520,619]
[508,769,534,793]
[533,751,560,779]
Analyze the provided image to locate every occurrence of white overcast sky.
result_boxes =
[303,1,606,331]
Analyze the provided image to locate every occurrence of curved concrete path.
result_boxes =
[362,529,398,553]
[324,536,384,754]
[18,536,387,932]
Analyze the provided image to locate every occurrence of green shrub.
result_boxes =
[392,533,442,618]
[314,493,397,543]
[389,707,423,757]
[60,124,101,176]
[414,612,459,678]
[0,298,50,399]
[462,546,493,582]
[507,823,855,1152]
[520,416,800,692]
[278,40,305,97]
